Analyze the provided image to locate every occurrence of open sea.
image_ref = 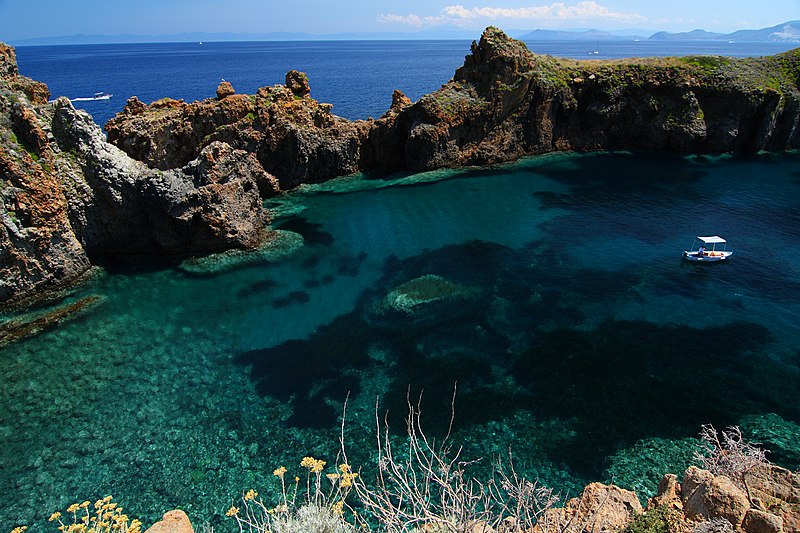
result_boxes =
[3,39,800,531]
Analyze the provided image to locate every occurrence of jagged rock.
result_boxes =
[388,89,412,114]
[743,509,784,533]
[541,482,643,533]
[745,464,800,533]
[122,96,147,115]
[682,466,750,528]
[216,80,235,99]
[11,102,48,154]
[285,69,310,96]
[649,474,684,511]
[0,43,19,79]
[144,510,194,533]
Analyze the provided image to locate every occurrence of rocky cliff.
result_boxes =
[0,44,270,306]
[105,27,800,187]
[3,28,800,305]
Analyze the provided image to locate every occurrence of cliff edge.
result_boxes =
[0,44,270,306]
[105,27,800,188]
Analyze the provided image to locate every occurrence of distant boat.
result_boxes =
[588,50,600,55]
[199,41,203,45]
[70,92,112,102]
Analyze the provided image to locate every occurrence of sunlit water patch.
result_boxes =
[2,151,800,532]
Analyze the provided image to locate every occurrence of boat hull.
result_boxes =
[683,251,733,262]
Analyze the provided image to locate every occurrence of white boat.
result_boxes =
[93,92,112,100]
[683,235,733,262]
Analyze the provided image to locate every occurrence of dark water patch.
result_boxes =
[303,279,321,289]
[236,278,278,298]
[235,314,373,427]
[270,291,310,308]
[275,217,334,246]
[336,251,368,277]
[511,319,782,478]
[321,275,335,285]
[302,255,321,268]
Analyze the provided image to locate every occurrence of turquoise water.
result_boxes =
[2,151,800,531]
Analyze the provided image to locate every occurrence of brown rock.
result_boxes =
[564,482,643,533]
[122,96,147,115]
[216,80,235,99]
[285,69,310,96]
[144,510,194,533]
[743,509,783,533]
[747,464,800,505]
[0,42,19,79]
[649,474,684,511]
[390,89,412,113]
[12,103,48,154]
[682,466,750,528]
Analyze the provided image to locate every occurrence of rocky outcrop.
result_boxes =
[105,75,370,190]
[104,27,800,192]
[0,45,271,306]
[682,466,751,527]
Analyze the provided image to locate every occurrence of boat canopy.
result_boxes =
[698,236,727,244]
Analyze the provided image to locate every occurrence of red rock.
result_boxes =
[682,466,750,528]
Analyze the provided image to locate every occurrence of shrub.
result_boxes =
[344,395,558,532]
[226,458,357,533]
[623,505,681,533]
[694,424,768,502]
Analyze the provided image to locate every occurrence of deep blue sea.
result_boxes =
[3,40,800,532]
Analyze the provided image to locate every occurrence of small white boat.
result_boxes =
[93,92,112,100]
[683,235,733,262]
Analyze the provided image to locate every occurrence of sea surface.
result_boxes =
[2,40,800,532]
[14,39,799,127]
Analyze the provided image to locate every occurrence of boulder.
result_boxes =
[649,474,684,511]
[144,510,194,533]
[551,482,643,533]
[285,69,310,96]
[216,80,235,99]
[682,466,750,528]
[743,509,783,533]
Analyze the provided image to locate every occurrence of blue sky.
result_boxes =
[0,0,798,40]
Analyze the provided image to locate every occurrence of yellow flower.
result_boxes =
[339,464,351,474]
[49,512,62,522]
[300,456,326,473]
[67,504,81,513]
[10,527,27,533]
[331,501,344,516]
[326,473,340,481]
[294,476,300,482]
[244,489,258,501]
[273,466,287,478]
[80,501,91,509]
[225,506,240,517]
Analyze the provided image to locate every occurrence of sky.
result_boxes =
[0,0,798,41]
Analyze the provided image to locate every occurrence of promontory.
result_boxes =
[1,27,799,306]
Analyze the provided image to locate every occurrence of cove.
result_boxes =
[1,151,800,531]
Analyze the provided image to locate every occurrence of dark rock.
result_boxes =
[743,509,783,533]
[285,70,310,96]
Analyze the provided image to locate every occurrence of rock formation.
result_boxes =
[105,27,800,189]
[3,27,800,305]
[0,44,270,306]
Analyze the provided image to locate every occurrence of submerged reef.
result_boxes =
[1,27,800,305]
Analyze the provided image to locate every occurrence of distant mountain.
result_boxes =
[9,20,800,46]
[650,21,800,42]
[519,29,644,41]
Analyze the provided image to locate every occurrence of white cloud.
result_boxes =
[378,1,646,27]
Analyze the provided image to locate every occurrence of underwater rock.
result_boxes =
[381,274,475,314]
[0,295,103,347]
[177,230,303,276]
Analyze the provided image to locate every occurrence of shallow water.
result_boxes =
[2,151,800,531]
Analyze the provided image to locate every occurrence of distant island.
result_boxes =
[10,20,800,46]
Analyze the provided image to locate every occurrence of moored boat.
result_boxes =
[683,235,733,262]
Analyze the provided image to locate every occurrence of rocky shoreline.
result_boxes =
[2,27,799,306]
[136,462,799,533]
